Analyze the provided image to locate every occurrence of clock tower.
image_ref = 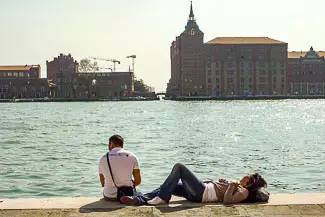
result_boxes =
[181,1,203,38]
[168,2,205,97]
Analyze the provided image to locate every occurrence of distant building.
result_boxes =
[206,37,287,96]
[167,2,288,97]
[0,65,41,79]
[288,47,325,95]
[46,53,78,80]
[0,65,47,99]
[54,72,134,99]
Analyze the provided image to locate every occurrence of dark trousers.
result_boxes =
[135,163,206,204]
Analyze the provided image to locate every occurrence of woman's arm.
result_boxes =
[223,183,248,204]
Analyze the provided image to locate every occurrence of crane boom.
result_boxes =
[89,57,121,72]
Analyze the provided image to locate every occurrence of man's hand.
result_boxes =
[99,174,105,187]
[132,169,141,186]
[229,181,239,189]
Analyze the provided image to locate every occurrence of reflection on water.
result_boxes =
[0,100,325,198]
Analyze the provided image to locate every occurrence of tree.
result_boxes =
[134,77,153,93]
[79,58,99,72]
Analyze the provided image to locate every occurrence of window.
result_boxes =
[8,72,12,76]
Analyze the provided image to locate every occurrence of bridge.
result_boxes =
[156,92,166,96]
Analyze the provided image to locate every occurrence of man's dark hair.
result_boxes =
[109,135,124,148]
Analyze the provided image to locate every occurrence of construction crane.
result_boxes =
[89,57,120,72]
[126,55,136,73]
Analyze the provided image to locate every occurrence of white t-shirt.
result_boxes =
[98,147,140,198]
[202,182,218,203]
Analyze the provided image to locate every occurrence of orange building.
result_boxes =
[0,65,47,99]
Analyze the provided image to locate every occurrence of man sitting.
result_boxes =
[98,134,141,201]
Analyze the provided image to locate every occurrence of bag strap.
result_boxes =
[106,152,118,188]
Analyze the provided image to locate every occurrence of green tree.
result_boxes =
[79,58,99,72]
[134,77,153,93]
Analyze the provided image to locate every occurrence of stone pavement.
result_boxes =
[1,193,325,216]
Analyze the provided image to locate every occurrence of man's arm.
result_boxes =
[223,182,248,204]
[99,174,105,187]
[132,169,141,186]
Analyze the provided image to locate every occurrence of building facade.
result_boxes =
[206,38,287,96]
[288,47,325,95]
[167,3,288,97]
[46,53,78,80]
[54,72,134,99]
[0,65,47,99]
[168,2,205,96]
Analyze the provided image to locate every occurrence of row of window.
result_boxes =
[291,64,325,68]
[0,87,45,92]
[291,71,325,75]
[0,72,27,77]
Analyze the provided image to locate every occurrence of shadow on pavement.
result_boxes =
[79,198,125,213]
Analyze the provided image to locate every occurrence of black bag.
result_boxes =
[106,152,135,201]
[255,187,270,202]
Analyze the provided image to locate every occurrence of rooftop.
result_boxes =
[288,51,325,58]
[0,65,40,71]
[206,37,286,44]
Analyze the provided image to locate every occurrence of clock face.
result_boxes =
[190,28,196,36]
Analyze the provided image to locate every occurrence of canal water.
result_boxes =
[0,100,324,198]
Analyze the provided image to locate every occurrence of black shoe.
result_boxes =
[120,196,143,206]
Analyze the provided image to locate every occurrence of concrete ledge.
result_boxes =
[1,193,325,216]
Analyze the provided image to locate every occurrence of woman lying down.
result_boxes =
[120,163,269,205]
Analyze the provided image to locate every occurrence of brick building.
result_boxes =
[54,71,134,99]
[46,53,78,80]
[206,38,287,96]
[0,65,48,99]
[288,47,325,95]
[167,2,288,97]
[168,2,205,96]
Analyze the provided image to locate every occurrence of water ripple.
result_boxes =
[1,100,325,198]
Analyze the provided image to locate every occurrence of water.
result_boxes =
[0,100,325,198]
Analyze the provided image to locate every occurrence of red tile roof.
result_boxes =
[206,37,286,44]
[0,65,39,71]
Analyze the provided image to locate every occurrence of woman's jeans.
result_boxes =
[135,163,205,204]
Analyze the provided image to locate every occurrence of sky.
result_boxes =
[0,0,325,91]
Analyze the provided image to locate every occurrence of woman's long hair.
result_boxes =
[241,173,267,203]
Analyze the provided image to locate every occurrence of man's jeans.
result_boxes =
[135,163,205,204]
